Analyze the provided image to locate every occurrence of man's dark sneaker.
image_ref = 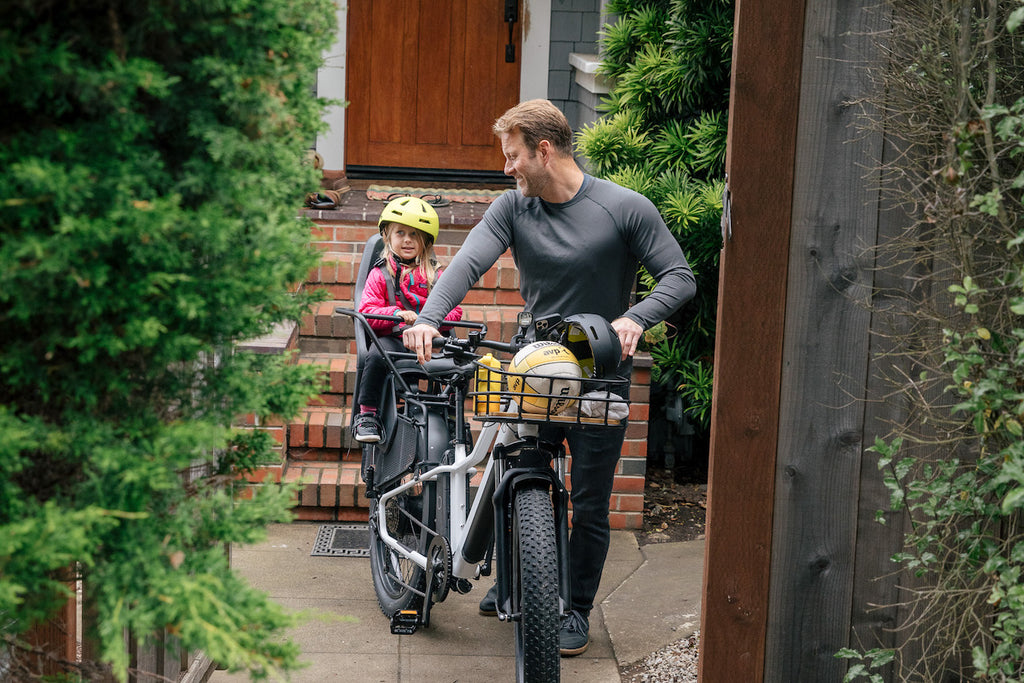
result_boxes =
[353,413,382,443]
[478,582,498,616]
[559,609,590,656]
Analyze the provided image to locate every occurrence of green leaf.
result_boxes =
[1001,487,1024,514]
[1008,6,1024,32]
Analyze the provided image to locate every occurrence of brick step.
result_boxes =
[304,249,519,296]
[298,352,357,408]
[286,406,510,464]
[236,320,299,355]
[295,349,487,411]
[247,447,647,528]
[283,413,501,463]
[286,406,358,459]
[281,450,646,530]
[285,460,369,522]
[284,459,488,523]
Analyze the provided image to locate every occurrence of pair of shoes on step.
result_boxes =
[354,413,381,443]
[478,584,590,656]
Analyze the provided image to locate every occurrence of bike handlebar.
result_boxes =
[338,307,523,360]
[355,311,487,333]
[433,334,518,356]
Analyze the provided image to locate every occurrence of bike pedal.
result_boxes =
[390,609,420,635]
[453,578,473,594]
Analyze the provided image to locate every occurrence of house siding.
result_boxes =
[548,0,603,131]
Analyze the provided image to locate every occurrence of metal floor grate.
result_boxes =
[311,523,370,558]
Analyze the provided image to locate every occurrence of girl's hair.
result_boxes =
[380,222,439,290]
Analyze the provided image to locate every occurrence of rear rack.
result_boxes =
[468,360,630,427]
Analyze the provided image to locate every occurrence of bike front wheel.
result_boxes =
[512,485,561,683]
[369,473,434,617]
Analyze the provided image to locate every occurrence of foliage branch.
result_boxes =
[837,1,1024,680]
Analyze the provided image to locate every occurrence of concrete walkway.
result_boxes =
[209,523,703,682]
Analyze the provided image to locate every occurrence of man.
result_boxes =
[403,99,695,656]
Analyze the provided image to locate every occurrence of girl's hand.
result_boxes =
[397,310,418,324]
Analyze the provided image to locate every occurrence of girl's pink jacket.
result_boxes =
[359,256,464,336]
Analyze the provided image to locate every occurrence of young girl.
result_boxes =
[354,196,463,443]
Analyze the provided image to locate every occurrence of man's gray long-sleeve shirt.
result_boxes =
[417,174,696,330]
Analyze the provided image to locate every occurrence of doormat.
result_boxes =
[366,184,510,204]
[311,523,370,558]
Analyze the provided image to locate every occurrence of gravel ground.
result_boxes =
[619,631,700,682]
[619,466,705,681]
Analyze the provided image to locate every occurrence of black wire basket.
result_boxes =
[469,359,631,427]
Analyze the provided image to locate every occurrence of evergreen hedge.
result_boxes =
[0,0,335,678]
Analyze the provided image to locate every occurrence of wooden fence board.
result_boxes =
[698,0,806,679]
[21,582,77,678]
[848,113,919,676]
[764,1,887,680]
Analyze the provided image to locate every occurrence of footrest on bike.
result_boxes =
[390,609,421,635]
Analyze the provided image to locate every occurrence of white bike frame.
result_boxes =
[372,411,568,580]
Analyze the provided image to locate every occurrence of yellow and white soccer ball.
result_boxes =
[508,341,583,415]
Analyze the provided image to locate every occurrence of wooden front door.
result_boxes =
[346,0,522,174]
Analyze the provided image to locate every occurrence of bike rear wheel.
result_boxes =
[512,485,561,683]
[369,473,435,617]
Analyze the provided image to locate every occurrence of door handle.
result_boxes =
[504,0,518,62]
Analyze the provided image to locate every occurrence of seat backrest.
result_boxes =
[353,233,384,356]
[351,234,384,428]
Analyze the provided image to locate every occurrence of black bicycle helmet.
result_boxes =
[558,314,622,379]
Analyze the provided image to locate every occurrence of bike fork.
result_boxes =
[492,467,571,621]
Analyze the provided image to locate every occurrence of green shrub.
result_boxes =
[0,0,335,679]
[577,0,733,435]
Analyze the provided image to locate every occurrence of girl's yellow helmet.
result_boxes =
[378,196,440,242]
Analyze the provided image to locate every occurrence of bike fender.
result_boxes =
[492,467,564,507]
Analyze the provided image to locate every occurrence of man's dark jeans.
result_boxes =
[563,422,628,615]
[540,364,630,618]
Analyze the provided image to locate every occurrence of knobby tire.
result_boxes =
[512,485,561,683]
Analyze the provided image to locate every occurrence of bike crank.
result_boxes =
[427,535,453,603]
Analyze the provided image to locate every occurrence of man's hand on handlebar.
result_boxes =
[403,323,442,363]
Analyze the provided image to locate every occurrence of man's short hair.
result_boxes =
[493,99,574,156]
